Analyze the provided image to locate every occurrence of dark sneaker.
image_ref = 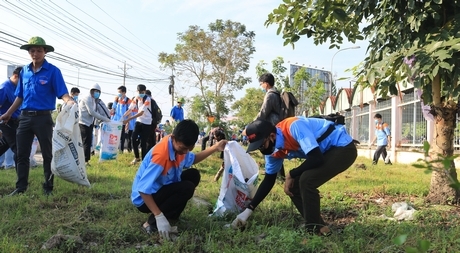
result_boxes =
[372,161,377,165]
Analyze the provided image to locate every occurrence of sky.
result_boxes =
[0,0,369,122]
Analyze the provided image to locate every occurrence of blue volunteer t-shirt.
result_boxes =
[264,116,353,175]
[375,122,391,146]
[131,136,195,207]
[0,79,20,119]
[16,60,68,111]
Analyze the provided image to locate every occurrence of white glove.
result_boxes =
[155,212,171,240]
[231,208,253,229]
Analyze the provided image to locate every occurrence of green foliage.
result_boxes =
[255,56,290,89]
[393,234,431,253]
[266,0,460,103]
[231,88,265,127]
[158,19,255,121]
[413,141,460,190]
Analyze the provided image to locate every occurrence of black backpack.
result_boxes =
[267,90,299,120]
[147,98,163,126]
[280,91,299,119]
[309,113,345,125]
[309,113,358,144]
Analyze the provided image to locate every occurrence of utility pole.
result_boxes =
[169,73,175,107]
[71,64,88,87]
[118,61,132,87]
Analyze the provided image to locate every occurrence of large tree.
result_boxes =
[266,1,460,203]
[255,56,290,89]
[158,19,255,122]
[231,88,265,128]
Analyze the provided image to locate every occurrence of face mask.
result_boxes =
[260,139,276,155]
[118,93,122,98]
[375,119,379,124]
[93,92,100,99]
[261,88,266,93]
[73,96,78,101]
[139,94,145,98]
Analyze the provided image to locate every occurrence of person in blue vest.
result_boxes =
[0,66,22,170]
[0,36,75,196]
[230,117,357,236]
[369,113,392,165]
[131,119,227,240]
[112,86,132,153]
[170,98,184,122]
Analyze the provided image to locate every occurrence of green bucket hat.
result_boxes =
[20,36,54,52]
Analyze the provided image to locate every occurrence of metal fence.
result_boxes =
[350,91,429,148]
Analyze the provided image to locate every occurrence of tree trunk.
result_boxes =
[426,105,460,204]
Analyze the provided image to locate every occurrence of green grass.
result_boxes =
[0,148,459,252]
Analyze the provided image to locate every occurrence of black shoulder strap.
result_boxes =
[98,100,110,118]
[316,124,335,143]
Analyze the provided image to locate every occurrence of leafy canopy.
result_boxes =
[158,19,255,120]
[266,0,460,104]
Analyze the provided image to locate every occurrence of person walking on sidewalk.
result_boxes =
[369,113,392,165]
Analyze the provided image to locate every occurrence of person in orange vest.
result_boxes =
[369,113,392,165]
[231,117,357,236]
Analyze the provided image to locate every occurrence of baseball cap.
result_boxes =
[245,119,275,152]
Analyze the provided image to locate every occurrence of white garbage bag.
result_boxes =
[98,120,122,162]
[212,141,259,216]
[392,202,416,220]
[51,103,90,187]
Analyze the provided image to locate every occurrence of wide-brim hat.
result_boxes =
[20,36,54,52]
[245,119,275,153]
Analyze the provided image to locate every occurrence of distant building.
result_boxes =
[289,64,333,113]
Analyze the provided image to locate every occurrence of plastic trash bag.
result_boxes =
[51,103,90,187]
[211,141,259,216]
[98,120,122,162]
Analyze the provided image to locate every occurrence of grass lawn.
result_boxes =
[1,147,459,253]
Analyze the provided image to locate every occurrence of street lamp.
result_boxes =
[330,46,361,97]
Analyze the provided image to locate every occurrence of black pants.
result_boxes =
[132,122,153,160]
[137,168,200,225]
[289,142,357,232]
[373,145,387,164]
[15,114,53,192]
[79,124,94,163]
[147,127,157,150]
[126,129,133,152]
[201,135,214,151]
[0,119,19,165]
[119,125,126,152]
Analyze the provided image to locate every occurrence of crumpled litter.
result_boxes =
[380,202,416,221]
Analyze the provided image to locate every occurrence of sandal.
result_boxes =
[305,225,332,237]
[131,158,141,165]
[317,226,332,237]
[142,223,156,235]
